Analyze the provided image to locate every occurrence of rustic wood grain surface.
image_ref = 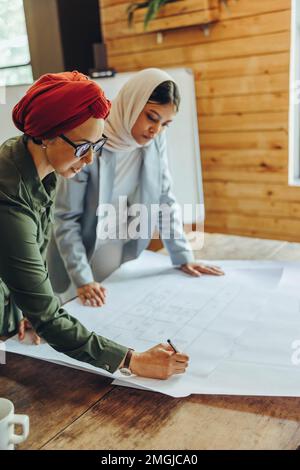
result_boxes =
[1,233,300,450]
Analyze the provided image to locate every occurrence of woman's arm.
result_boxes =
[0,204,127,373]
[157,135,224,278]
[157,134,195,266]
[0,201,191,379]
[53,167,107,306]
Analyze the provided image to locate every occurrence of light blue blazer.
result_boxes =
[47,133,194,294]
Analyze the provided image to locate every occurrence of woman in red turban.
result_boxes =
[12,70,111,178]
[0,71,131,373]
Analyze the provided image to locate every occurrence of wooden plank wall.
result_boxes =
[99,0,298,242]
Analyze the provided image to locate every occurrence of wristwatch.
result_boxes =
[119,348,134,376]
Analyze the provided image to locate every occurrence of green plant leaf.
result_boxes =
[144,0,171,30]
[127,0,180,31]
[127,1,150,27]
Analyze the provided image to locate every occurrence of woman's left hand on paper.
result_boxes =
[77,282,107,307]
[179,263,225,277]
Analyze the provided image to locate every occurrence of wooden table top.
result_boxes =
[1,233,300,450]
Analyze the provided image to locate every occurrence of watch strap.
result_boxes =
[124,348,134,370]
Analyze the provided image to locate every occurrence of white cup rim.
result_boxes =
[0,398,14,423]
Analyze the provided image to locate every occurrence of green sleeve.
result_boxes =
[0,204,127,373]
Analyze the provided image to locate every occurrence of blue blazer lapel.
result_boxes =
[134,143,161,255]
[99,150,116,205]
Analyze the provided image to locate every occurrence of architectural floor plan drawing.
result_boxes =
[5,251,300,397]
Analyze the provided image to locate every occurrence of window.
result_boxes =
[289,0,300,185]
[0,0,33,86]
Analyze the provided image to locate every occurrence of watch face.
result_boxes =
[119,368,132,377]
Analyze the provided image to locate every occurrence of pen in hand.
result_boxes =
[167,338,179,353]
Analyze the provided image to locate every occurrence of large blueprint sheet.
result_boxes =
[5,252,300,397]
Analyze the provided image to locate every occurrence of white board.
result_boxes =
[0,68,203,222]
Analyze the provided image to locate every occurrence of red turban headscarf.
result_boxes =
[12,71,111,140]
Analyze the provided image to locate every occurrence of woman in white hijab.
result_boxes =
[48,68,224,307]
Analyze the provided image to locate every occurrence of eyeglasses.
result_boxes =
[60,134,108,158]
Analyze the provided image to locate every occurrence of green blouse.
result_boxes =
[0,136,128,373]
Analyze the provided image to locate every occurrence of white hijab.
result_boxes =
[104,68,177,152]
